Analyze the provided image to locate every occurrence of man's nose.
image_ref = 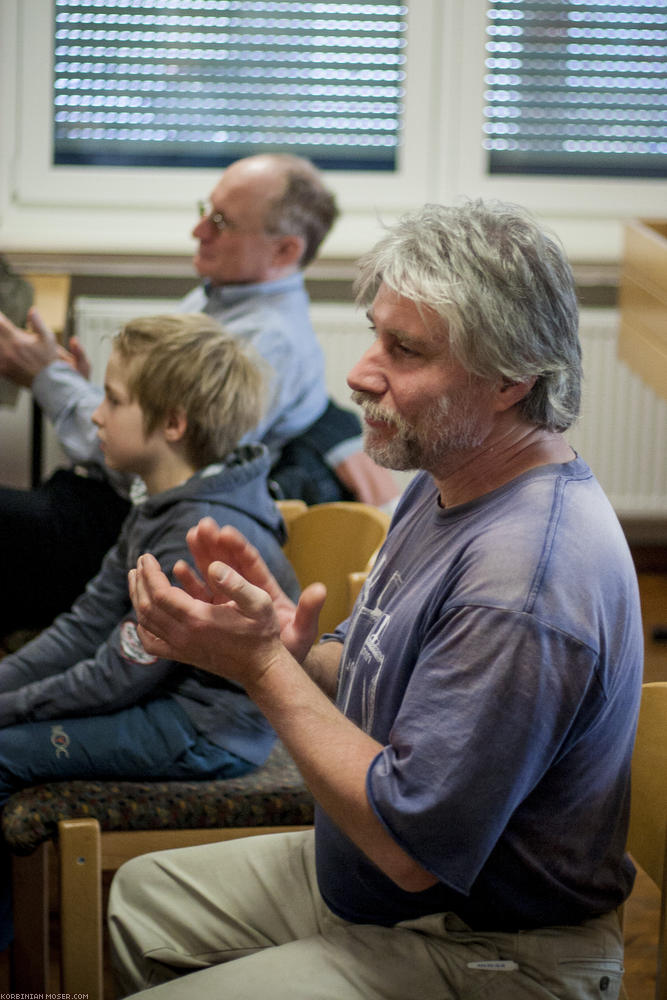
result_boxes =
[192,217,210,240]
[347,343,386,396]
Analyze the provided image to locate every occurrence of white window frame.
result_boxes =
[444,4,667,242]
[1,0,665,262]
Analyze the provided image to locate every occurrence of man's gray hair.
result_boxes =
[263,155,339,268]
[355,199,582,432]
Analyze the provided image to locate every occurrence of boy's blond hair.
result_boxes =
[112,314,264,468]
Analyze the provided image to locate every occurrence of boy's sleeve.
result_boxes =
[0,610,178,726]
[0,536,131,693]
[0,519,180,726]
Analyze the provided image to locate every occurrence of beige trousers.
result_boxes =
[108,829,624,1000]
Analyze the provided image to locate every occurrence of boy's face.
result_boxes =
[92,350,165,481]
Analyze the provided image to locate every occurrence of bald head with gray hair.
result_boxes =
[355,199,582,432]
[261,154,339,268]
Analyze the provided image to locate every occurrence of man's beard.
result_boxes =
[350,390,488,474]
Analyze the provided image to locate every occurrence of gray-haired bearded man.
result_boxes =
[112,198,642,1000]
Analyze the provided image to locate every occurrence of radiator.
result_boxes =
[72,298,667,518]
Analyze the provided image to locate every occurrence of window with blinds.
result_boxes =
[484,0,666,178]
[52,0,407,171]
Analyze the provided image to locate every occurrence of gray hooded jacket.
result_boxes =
[0,445,298,765]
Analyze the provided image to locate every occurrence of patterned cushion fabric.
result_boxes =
[2,741,313,856]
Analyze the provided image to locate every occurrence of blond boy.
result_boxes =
[0,314,298,950]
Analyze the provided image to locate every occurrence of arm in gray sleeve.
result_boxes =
[0,507,197,726]
[0,536,132,694]
[0,520,180,723]
[0,613,178,726]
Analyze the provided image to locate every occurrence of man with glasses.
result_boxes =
[0,153,396,641]
[186,153,377,504]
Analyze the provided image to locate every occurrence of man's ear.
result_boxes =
[495,375,538,412]
[272,233,307,269]
[163,407,187,442]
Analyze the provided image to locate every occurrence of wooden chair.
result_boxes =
[621,681,667,999]
[275,497,307,527]
[6,741,313,998]
[0,272,72,648]
[28,273,71,335]
[5,499,389,997]
[280,500,390,637]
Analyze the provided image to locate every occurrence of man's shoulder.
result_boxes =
[197,274,315,347]
[382,461,633,612]
[188,272,308,312]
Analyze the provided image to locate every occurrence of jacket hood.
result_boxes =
[139,444,286,544]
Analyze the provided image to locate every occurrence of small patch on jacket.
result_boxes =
[120,620,159,665]
[51,724,70,758]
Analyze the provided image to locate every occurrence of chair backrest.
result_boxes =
[626,681,667,1000]
[275,498,308,531]
[281,501,390,637]
[28,273,71,335]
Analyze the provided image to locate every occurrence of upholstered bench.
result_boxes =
[4,740,313,999]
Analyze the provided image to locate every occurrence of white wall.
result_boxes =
[1,0,665,264]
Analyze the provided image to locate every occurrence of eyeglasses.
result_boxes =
[197,200,277,239]
[197,200,233,234]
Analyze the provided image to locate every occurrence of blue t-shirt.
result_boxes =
[316,458,643,930]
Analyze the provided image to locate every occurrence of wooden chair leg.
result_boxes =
[656,836,667,1000]
[11,842,50,991]
[59,819,103,1000]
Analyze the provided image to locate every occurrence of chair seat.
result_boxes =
[3,740,314,856]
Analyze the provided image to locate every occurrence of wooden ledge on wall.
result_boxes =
[618,219,667,403]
